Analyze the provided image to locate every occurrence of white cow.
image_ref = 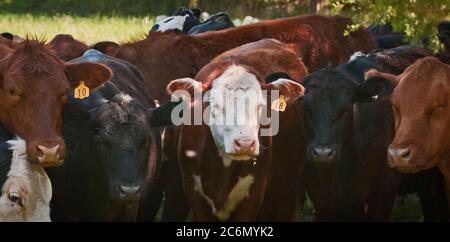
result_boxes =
[0,138,52,222]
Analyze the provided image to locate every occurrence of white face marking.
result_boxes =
[193,174,254,221]
[117,93,133,104]
[0,138,52,222]
[208,65,265,163]
[349,51,366,63]
[155,15,188,32]
[184,149,197,158]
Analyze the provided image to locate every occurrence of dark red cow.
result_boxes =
[96,14,376,103]
[0,39,112,166]
[165,39,308,221]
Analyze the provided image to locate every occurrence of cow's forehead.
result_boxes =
[211,65,261,91]
[394,74,450,107]
[304,70,354,92]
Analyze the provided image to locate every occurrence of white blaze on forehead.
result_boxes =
[0,138,52,222]
[208,65,264,162]
[117,93,133,104]
[156,15,188,32]
[349,51,367,63]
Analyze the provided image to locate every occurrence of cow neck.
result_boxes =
[181,120,272,221]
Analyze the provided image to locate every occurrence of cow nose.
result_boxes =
[119,185,142,202]
[388,146,412,167]
[310,146,336,162]
[37,144,63,166]
[234,138,256,154]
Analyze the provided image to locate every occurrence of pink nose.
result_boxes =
[233,138,256,155]
[388,146,412,167]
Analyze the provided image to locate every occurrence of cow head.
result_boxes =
[0,138,52,222]
[301,64,391,165]
[364,57,450,173]
[72,93,178,216]
[150,8,201,34]
[0,39,112,167]
[168,65,304,166]
[45,34,90,61]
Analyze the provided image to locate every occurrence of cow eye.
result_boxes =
[8,88,19,97]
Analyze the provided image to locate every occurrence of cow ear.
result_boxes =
[91,41,120,56]
[190,8,202,19]
[265,72,294,84]
[65,62,112,90]
[167,77,203,100]
[356,69,399,102]
[1,32,14,41]
[265,76,305,101]
[148,101,183,127]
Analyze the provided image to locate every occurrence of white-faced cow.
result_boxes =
[0,126,52,222]
[166,39,308,221]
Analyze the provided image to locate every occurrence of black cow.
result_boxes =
[47,49,178,221]
[369,22,450,52]
[368,24,394,36]
[301,45,448,221]
[150,7,201,34]
[188,12,235,35]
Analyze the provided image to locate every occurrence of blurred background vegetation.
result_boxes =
[0,0,448,48]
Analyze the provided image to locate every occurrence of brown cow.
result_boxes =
[166,39,308,221]
[45,34,90,62]
[365,56,450,211]
[0,44,12,60]
[0,39,112,166]
[96,14,375,103]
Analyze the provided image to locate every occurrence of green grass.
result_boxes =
[0,14,155,44]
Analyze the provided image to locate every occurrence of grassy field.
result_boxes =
[0,14,155,44]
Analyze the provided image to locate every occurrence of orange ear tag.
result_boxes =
[74,81,90,99]
[271,95,287,112]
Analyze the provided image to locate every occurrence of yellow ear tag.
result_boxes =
[74,81,90,99]
[271,95,287,112]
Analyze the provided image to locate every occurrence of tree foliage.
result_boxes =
[320,0,449,52]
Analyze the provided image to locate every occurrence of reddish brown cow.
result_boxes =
[0,39,112,166]
[165,39,308,221]
[97,14,375,103]
[0,35,23,49]
[365,57,450,211]
[0,44,12,60]
[45,34,90,61]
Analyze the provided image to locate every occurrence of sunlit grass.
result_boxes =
[0,14,155,44]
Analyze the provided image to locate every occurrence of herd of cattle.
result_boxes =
[0,7,449,221]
